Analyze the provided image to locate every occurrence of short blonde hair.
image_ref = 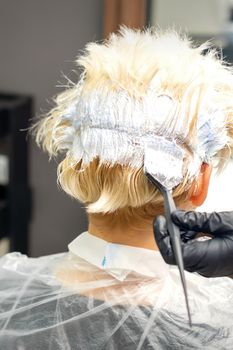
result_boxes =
[35,27,233,220]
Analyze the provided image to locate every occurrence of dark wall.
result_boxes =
[0,0,103,256]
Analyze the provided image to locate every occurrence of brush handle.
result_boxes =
[163,189,184,268]
[163,189,181,244]
[163,189,192,326]
[145,172,192,325]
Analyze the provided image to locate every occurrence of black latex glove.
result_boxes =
[154,210,233,277]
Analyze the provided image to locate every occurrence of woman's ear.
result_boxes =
[189,163,212,207]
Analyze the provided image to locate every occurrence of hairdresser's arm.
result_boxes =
[154,211,233,277]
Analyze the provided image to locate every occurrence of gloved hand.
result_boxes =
[154,210,233,277]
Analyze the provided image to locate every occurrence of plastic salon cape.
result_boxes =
[0,232,233,350]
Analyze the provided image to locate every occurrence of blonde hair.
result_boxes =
[35,27,233,222]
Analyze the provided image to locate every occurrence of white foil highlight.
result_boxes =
[58,86,228,189]
[144,137,184,190]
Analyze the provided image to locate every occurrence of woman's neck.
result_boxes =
[88,214,159,251]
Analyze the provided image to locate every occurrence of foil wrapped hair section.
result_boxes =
[58,86,228,188]
[144,137,185,190]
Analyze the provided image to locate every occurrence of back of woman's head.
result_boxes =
[35,27,233,221]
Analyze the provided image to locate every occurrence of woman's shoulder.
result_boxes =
[0,251,67,271]
[0,251,67,291]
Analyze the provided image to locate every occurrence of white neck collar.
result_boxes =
[68,231,169,281]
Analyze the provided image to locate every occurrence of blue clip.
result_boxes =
[101,256,106,267]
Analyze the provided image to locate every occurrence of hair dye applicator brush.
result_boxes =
[144,137,192,327]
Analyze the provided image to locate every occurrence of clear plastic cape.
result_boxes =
[0,243,233,350]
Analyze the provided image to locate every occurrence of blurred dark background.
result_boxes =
[0,0,103,256]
